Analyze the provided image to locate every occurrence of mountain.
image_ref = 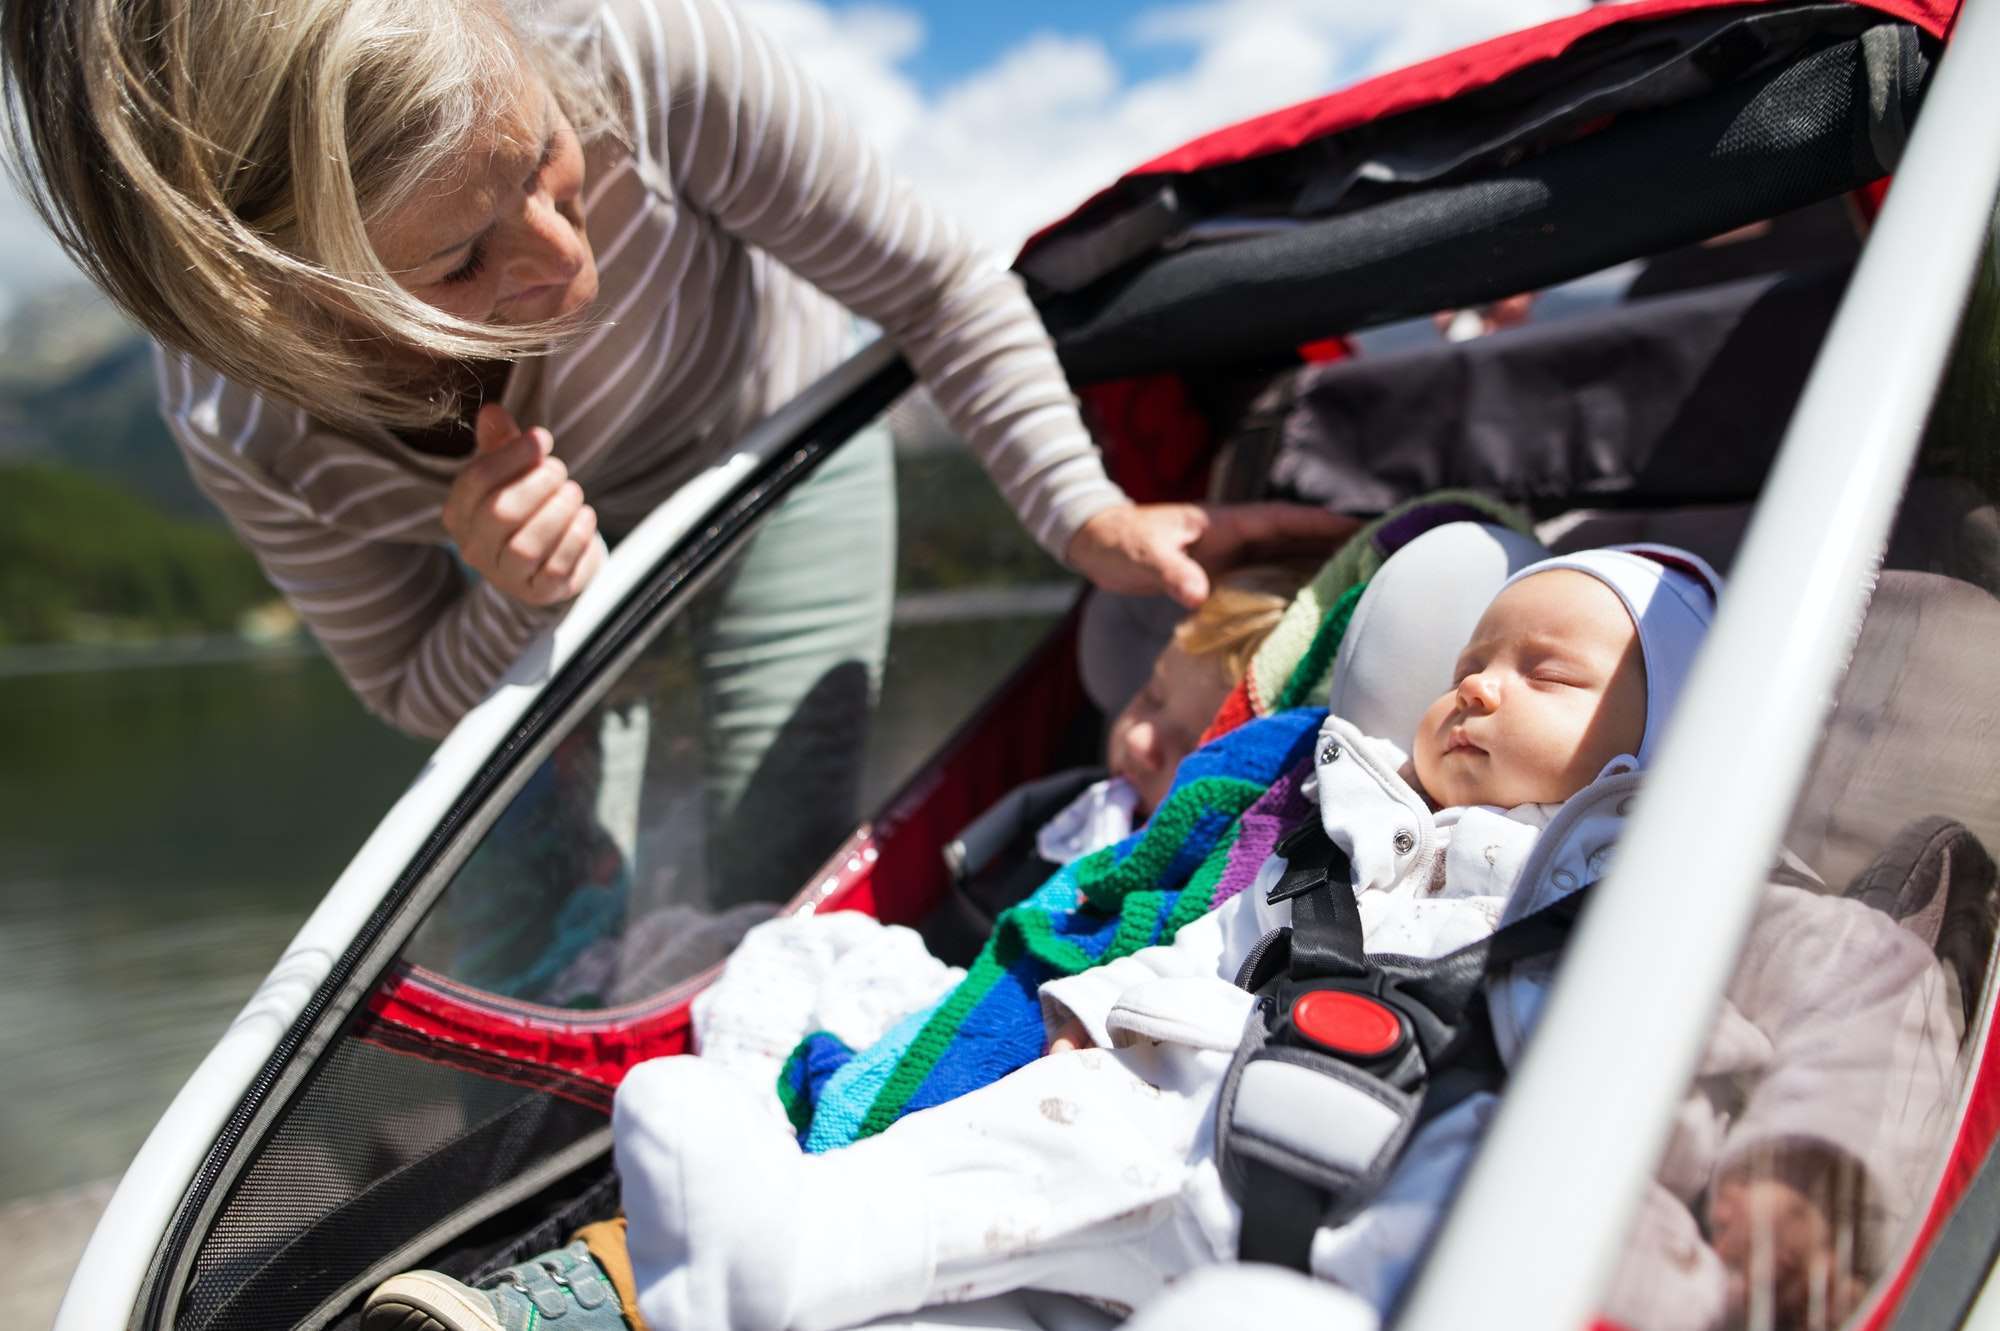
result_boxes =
[0,462,274,645]
[0,282,1064,624]
[0,284,212,520]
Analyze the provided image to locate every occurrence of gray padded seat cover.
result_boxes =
[1785,570,2000,895]
[1328,522,1550,745]
[1227,265,1849,518]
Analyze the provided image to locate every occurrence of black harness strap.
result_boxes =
[1218,818,1588,1272]
[1286,869,1371,981]
[1236,1149,1335,1272]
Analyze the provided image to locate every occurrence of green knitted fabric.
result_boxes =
[856,774,1266,1137]
[777,1041,816,1135]
[1246,490,1533,716]
[1275,581,1366,712]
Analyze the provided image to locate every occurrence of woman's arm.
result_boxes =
[615,0,1120,558]
[609,0,1353,597]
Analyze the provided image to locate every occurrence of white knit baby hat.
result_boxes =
[1499,544,1722,766]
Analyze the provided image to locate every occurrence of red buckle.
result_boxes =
[1290,990,1404,1058]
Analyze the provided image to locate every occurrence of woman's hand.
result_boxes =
[1064,502,1360,609]
[442,405,604,606]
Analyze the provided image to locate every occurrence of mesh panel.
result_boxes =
[321,1165,622,1331]
[178,1034,605,1331]
[1252,262,1849,516]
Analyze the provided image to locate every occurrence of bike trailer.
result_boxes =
[54,0,2000,1326]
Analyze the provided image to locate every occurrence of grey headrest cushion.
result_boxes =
[1328,522,1551,746]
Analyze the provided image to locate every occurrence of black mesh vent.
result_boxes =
[177,1035,606,1331]
[1245,260,1850,516]
[321,1163,622,1331]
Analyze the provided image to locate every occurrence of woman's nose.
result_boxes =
[503,196,584,291]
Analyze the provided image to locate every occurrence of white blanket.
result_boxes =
[691,911,963,1120]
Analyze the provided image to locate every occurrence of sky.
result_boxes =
[0,0,1582,312]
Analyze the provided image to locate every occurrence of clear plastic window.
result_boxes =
[400,416,1074,1009]
[1604,215,2000,1330]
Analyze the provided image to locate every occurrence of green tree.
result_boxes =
[0,463,275,644]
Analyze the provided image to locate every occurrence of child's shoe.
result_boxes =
[363,1240,628,1331]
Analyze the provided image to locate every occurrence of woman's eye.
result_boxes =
[440,242,487,286]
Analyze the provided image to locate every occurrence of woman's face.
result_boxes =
[369,65,599,326]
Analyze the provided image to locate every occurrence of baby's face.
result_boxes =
[1410,570,1646,810]
[1109,641,1233,817]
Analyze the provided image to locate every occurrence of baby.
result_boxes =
[370,546,1953,1331]
[684,566,1315,1092]
[996,565,1311,890]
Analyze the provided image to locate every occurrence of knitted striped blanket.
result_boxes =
[777,492,1529,1152]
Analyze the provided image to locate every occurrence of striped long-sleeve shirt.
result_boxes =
[158,0,1127,738]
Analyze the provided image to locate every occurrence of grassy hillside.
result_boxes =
[0,463,275,645]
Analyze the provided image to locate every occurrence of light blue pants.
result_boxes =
[410,424,896,996]
[689,422,897,906]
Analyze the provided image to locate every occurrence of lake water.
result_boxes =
[0,654,429,1201]
[0,598,1069,1206]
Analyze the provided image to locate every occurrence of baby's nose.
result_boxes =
[1125,722,1165,769]
[1458,672,1501,709]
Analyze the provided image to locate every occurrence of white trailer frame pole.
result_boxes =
[1402,5,2000,1326]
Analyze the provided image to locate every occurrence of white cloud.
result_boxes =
[730,0,930,149]
[1131,0,1579,86]
[740,0,1584,256]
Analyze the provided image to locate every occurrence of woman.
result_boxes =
[1,0,1343,899]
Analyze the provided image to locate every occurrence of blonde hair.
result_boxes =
[1,0,619,433]
[1173,562,1317,685]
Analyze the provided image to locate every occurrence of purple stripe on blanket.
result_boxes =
[1213,753,1317,906]
[1371,502,1490,558]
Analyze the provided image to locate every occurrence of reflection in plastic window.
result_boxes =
[401,420,1075,1011]
[1603,218,2000,1331]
